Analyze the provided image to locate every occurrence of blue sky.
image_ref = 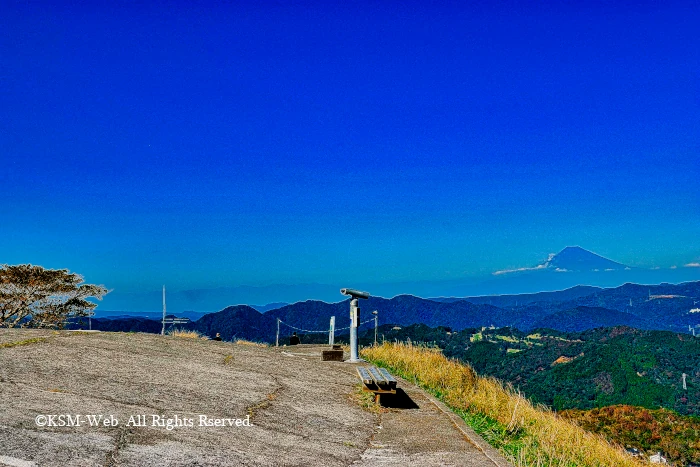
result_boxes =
[1,1,699,304]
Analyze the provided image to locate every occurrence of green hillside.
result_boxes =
[450,326,700,416]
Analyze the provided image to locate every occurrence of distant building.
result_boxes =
[625,447,642,458]
[650,452,668,464]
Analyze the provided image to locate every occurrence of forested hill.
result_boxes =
[452,326,700,416]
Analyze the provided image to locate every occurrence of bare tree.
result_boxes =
[0,264,108,328]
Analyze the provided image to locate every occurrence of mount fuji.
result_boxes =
[470,246,700,298]
[537,246,629,272]
[494,246,629,275]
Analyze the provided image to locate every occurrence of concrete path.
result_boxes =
[348,375,511,467]
[279,346,512,467]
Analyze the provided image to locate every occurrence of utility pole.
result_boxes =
[161,285,166,336]
[157,286,188,334]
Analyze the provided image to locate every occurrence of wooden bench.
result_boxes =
[357,366,397,403]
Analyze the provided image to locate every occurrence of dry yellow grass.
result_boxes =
[361,342,647,467]
[234,339,269,347]
[222,354,234,365]
[350,384,385,414]
[0,337,48,349]
[167,328,207,339]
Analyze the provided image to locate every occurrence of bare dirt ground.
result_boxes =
[0,330,511,466]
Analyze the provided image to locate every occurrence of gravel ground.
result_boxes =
[0,330,511,467]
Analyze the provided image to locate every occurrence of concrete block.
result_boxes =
[321,349,344,362]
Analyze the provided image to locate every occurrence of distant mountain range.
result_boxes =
[432,284,603,306]
[74,280,700,343]
[249,302,288,313]
[96,247,700,313]
[532,306,644,332]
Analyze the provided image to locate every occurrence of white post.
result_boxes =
[329,316,335,346]
[683,373,687,390]
[349,298,361,362]
[161,285,166,336]
[276,318,280,347]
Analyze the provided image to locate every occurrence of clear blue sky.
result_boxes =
[2,1,698,297]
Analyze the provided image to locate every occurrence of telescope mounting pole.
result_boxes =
[340,288,369,363]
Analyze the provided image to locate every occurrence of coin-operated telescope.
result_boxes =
[341,288,370,362]
[340,288,370,300]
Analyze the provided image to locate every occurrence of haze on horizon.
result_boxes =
[2,2,698,307]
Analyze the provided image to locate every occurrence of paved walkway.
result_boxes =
[286,346,512,467]
[352,382,512,466]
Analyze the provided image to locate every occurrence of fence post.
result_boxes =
[349,298,360,362]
